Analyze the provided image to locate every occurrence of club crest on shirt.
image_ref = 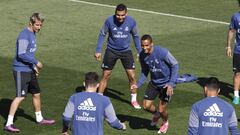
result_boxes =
[125,26,129,31]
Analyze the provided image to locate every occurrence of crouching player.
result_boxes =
[132,34,179,134]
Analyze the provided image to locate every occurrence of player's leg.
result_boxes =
[121,50,141,109]
[158,100,169,134]
[143,82,159,112]
[4,71,29,133]
[158,100,168,122]
[126,69,141,109]
[98,49,117,94]
[232,53,240,104]
[29,72,55,125]
[98,70,112,94]
[143,99,156,112]
[143,82,161,126]
[157,87,170,134]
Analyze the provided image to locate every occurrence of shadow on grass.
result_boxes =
[0,98,35,126]
[196,77,234,100]
[117,114,158,130]
[75,86,131,105]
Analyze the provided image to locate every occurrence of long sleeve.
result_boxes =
[17,39,38,65]
[228,111,240,135]
[104,103,123,130]
[137,56,149,88]
[96,20,109,53]
[164,51,178,87]
[187,108,199,135]
[62,96,75,131]
[131,24,141,54]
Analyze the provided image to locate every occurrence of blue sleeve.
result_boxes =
[137,55,149,88]
[164,51,179,87]
[187,106,199,135]
[17,39,38,65]
[62,95,75,132]
[229,14,237,30]
[63,96,74,120]
[104,101,123,129]
[229,111,240,135]
[96,19,109,53]
[131,22,141,54]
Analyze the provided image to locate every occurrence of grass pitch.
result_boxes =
[0,0,239,134]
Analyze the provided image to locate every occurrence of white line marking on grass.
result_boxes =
[69,0,229,25]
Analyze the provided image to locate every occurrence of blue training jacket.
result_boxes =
[13,28,38,72]
[96,15,141,53]
[137,45,179,88]
[62,92,123,135]
[229,12,240,54]
[188,97,240,135]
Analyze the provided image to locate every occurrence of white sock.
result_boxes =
[131,94,137,102]
[234,91,239,97]
[6,115,14,126]
[35,111,43,122]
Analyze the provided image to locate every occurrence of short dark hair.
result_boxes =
[85,72,99,88]
[30,12,44,24]
[205,77,220,91]
[115,4,127,12]
[141,34,153,43]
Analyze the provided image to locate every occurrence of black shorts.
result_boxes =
[233,53,240,73]
[101,49,135,70]
[144,82,171,102]
[13,71,40,97]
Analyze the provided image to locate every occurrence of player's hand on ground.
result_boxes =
[36,61,43,69]
[121,122,126,130]
[164,84,173,96]
[95,53,101,61]
[226,47,232,57]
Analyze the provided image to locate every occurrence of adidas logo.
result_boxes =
[203,103,223,117]
[78,98,96,111]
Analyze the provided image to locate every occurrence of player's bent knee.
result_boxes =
[235,72,240,77]
[143,104,151,110]
[15,97,25,102]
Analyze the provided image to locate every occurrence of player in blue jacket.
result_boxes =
[226,9,240,105]
[62,72,126,135]
[188,77,240,135]
[95,4,141,109]
[131,34,179,134]
[4,13,55,133]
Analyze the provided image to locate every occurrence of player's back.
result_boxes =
[71,92,110,135]
[193,97,234,135]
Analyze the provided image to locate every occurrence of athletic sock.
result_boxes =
[35,111,43,122]
[6,115,14,126]
[234,91,239,97]
[131,93,137,102]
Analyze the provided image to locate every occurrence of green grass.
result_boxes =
[0,0,240,134]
